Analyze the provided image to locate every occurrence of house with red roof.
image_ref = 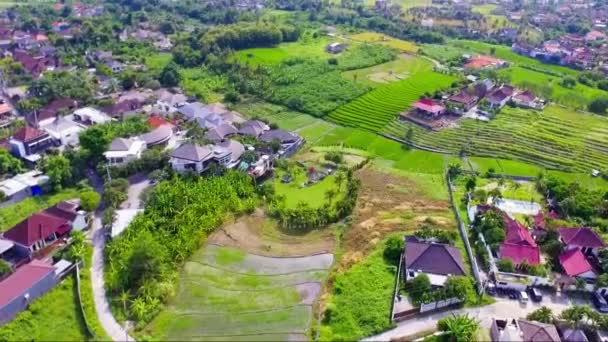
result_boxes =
[447,89,478,114]
[8,126,54,162]
[559,248,596,280]
[559,227,606,255]
[410,98,446,118]
[26,98,79,127]
[0,260,57,324]
[499,217,540,266]
[1,212,71,254]
[464,55,508,70]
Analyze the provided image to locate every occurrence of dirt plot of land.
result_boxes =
[209,209,335,256]
[337,166,455,271]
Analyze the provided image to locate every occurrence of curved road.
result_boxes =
[88,173,149,341]
[365,293,588,341]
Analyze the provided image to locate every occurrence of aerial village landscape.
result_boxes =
[1,0,608,341]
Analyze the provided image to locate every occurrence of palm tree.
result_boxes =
[119,290,130,318]
[334,171,345,192]
[438,314,480,342]
[488,188,503,205]
[325,189,337,206]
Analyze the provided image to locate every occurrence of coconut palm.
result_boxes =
[334,171,346,192]
[437,314,480,342]
[325,189,337,206]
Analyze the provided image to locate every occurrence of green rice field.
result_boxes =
[232,35,338,67]
[328,70,457,131]
[146,245,331,341]
[384,105,608,173]
[341,54,432,87]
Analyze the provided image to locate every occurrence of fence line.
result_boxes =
[75,261,97,339]
[446,173,483,294]
[390,252,405,322]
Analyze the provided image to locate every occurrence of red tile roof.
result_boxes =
[0,260,55,308]
[148,115,174,129]
[464,55,505,69]
[533,212,545,230]
[449,90,477,105]
[559,248,594,277]
[12,126,47,143]
[504,216,537,247]
[548,211,561,220]
[3,213,70,247]
[559,227,606,249]
[500,243,540,265]
[412,98,445,114]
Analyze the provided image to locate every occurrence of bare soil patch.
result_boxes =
[336,166,453,271]
[209,209,335,257]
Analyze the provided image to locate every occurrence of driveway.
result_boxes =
[88,172,150,341]
[365,293,587,341]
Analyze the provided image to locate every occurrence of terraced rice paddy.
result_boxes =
[383,105,608,173]
[327,71,457,131]
[147,245,332,341]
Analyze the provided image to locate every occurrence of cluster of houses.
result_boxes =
[1,85,304,176]
[474,205,607,293]
[512,31,608,70]
[490,316,600,342]
[401,76,543,130]
[0,199,85,323]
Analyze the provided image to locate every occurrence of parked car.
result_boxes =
[519,291,529,303]
[593,292,608,313]
[508,291,518,300]
[486,283,496,296]
[527,287,542,302]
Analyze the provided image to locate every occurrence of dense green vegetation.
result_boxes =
[320,238,397,341]
[105,172,257,324]
[0,275,89,341]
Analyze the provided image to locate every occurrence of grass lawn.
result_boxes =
[233,35,338,67]
[472,4,496,15]
[476,178,543,203]
[145,53,172,74]
[342,54,432,87]
[274,169,342,209]
[296,121,335,143]
[234,101,322,131]
[0,188,85,232]
[349,32,418,53]
[0,275,89,341]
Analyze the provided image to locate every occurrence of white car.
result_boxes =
[519,291,529,303]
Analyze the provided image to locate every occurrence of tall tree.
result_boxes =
[42,155,72,190]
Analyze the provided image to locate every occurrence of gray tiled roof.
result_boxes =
[405,240,466,276]
[171,143,212,162]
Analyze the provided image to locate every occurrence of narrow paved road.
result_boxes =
[365,293,588,341]
[88,173,149,341]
